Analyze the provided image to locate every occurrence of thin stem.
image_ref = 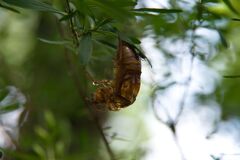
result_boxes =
[174,17,199,125]
[173,134,187,160]
[174,54,195,125]
[64,50,115,160]
[65,0,79,46]
[60,1,115,159]
[152,98,173,124]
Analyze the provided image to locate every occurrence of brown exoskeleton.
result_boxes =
[92,39,142,111]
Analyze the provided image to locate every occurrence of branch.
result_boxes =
[151,93,186,160]
[57,1,116,159]
[64,51,115,160]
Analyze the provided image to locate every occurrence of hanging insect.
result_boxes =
[92,39,143,111]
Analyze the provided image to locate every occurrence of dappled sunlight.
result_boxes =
[106,32,240,159]
[1,0,240,159]
[105,1,240,159]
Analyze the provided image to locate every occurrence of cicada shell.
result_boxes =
[92,40,141,111]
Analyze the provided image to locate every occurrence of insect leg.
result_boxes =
[93,80,113,87]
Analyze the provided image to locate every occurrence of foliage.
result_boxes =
[0,0,240,160]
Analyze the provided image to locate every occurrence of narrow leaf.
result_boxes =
[218,30,228,48]
[59,11,77,21]
[119,33,152,67]
[130,37,141,44]
[0,88,8,101]
[95,18,113,30]
[222,0,239,15]
[78,33,93,65]
[38,38,72,45]
[119,33,141,45]
[97,39,116,49]
[0,3,20,13]
[232,18,240,21]
[223,75,240,78]
[0,104,20,114]
[3,0,64,14]
[133,46,152,68]
[93,30,118,38]
[90,0,131,20]
[133,8,182,13]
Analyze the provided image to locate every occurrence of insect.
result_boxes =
[92,39,142,111]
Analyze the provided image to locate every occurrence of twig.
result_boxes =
[173,133,187,160]
[64,51,115,160]
[65,0,79,46]
[60,1,116,159]
[151,97,173,124]
[174,18,198,125]
[152,3,202,160]
[151,90,186,160]
[174,54,195,125]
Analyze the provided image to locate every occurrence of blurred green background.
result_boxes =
[0,0,240,160]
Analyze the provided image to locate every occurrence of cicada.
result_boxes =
[92,39,142,111]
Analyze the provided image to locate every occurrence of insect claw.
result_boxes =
[92,81,98,86]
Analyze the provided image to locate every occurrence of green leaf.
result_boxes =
[232,18,240,21]
[78,33,93,65]
[223,75,240,78]
[218,30,228,48]
[93,30,118,38]
[3,0,65,14]
[89,0,131,20]
[118,33,141,45]
[133,8,182,14]
[222,0,239,15]
[118,33,152,67]
[94,18,113,30]
[0,88,8,101]
[38,38,72,45]
[96,39,116,49]
[44,110,55,128]
[59,11,77,21]
[3,149,38,160]
[130,37,141,44]
[34,126,48,140]
[0,104,20,114]
[0,3,20,13]
[33,144,45,157]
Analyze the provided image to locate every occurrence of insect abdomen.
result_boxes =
[114,40,141,107]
